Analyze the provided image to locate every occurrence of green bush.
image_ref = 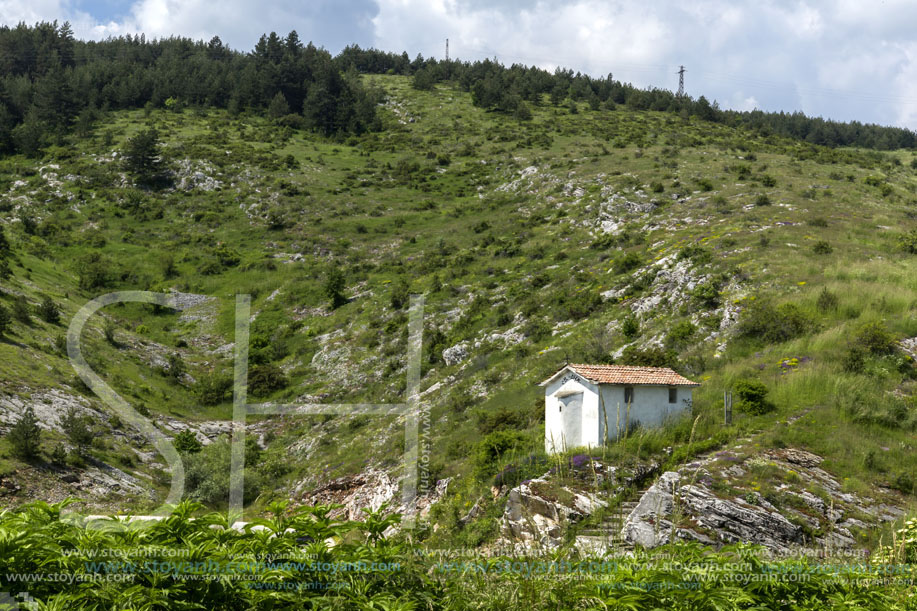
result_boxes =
[812,240,833,254]
[11,298,30,324]
[248,364,287,397]
[621,315,640,339]
[474,430,528,480]
[736,300,812,343]
[60,407,93,455]
[816,288,838,313]
[523,317,552,341]
[666,320,696,347]
[193,372,233,405]
[691,281,720,308]
[618,345,679,368]
[754,193,771,206]
[390,277,410,309]
[184,437,263,506]
[613,252,642,274]
[36,296,60,324]
[854,321,896,355]
[0,304,11,336]
[173,430,203,454]
[678,245,712,264]
[75,252,113,290]
[735,379,775,415]
[7,406,41,460]
[898,230,917,254]
[324,266,347,309]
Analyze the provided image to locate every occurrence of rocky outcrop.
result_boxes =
[621,448,905,553]
[501,478,607,546]
[499,459,659,548]
[621,471,803,552]
[442,342,470,366]
[295,468,450,528]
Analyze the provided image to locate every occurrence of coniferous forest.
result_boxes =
[1,21,916,158]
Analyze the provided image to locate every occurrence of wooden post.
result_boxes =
[724,390,732,425]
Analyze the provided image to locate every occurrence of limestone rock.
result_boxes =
[442,342,470,366]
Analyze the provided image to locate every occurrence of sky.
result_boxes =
[3,0,917,130]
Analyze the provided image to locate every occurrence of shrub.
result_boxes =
[0,226,10,256]
[390,277,410,310]
[898,230,917,254]
[61,407,93,455]
[736,301,812,344]
[324,267,347,309]
[735,379,775,415]
[812,240,833,254]
[666,320,696,347]
[103,320,118,345]
[184,437,263,506]
[816,288,838,313]
[523,317,552,341]
[678,245,712,264]
[166,353,186,381]
[853,321,896,355]
[123,127,164,185]
[621,315,640,339]
[474,430,528,480]
[7,406,41,459]
[613,252,642,274]
[248,364,287,397]
[75,252,113,290]
[0,304,10,336]
[754,194,771,206]
[193,373,233,405]
[173,430,203,454]
[691,281,720,308]
[36,296,60,324]
[50,443,67,466]
[11,297,30,324]
[891,472,914,494]
[618,345,679,368]
[563,291,603,320]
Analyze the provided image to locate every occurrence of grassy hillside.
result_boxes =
[0,74,915,549]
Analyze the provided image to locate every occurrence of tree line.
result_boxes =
[0,22,914,157]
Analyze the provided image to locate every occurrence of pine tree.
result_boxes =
[324,267,347,309]
[0,304,11,336]
[123,127,163,185]
[61,407,93,456]
[267,92,290,119]
[0,225,10,256]
[8,406,41,459]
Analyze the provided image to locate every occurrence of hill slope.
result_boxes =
[0,75,915,550]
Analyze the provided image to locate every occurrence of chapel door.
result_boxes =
[559,392,583,449]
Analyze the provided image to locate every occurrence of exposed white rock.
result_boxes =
[442,342,470,366]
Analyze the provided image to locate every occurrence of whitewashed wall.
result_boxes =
[543,372,599,453]
[598,385,692,440]
[545,369,695,453]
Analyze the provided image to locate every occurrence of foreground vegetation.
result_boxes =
[0,499,913,610]
[2,25,917,611]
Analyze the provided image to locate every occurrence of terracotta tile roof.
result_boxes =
[541,364,700,387]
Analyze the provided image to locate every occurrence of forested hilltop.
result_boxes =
[1,21,916,157]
